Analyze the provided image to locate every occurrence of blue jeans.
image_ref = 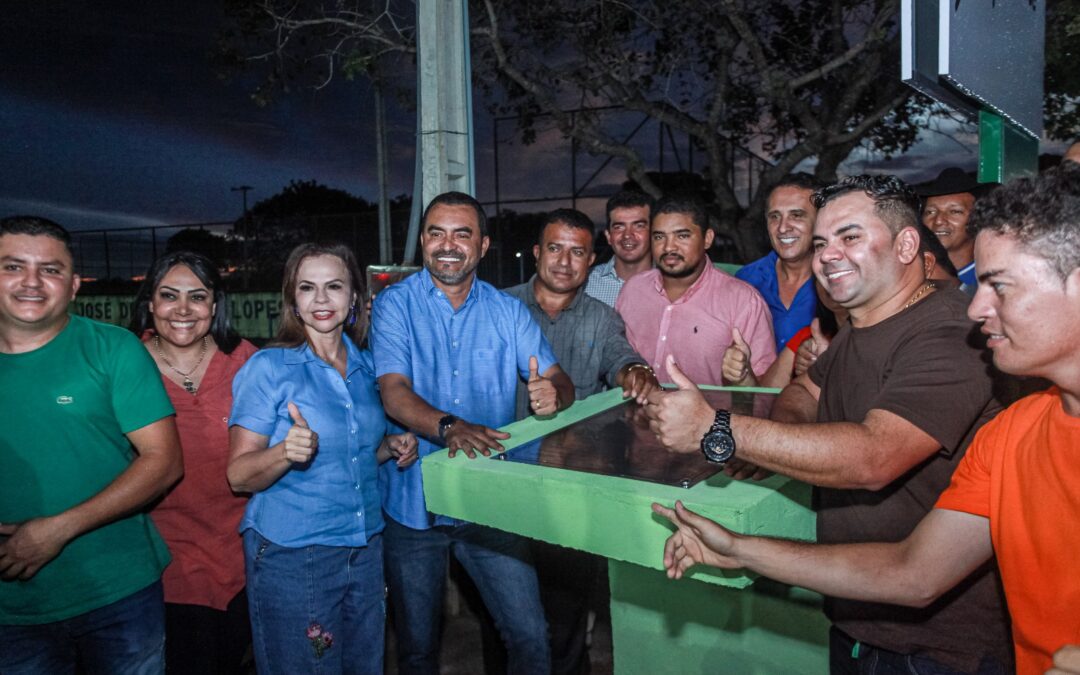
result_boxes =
[829,627,1009,675]
[0,579,165,675]
[383,516,550,675]
[243,529,385,675]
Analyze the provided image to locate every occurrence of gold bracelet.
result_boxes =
[625,363,655,377]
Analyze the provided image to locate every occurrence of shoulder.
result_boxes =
[621,268,659,293]
[379,272,424,304]
[588,259,613,278]
[228,339,259,361]
[71,315,154,364]
[238,345,289,371]
[710,268,768,303]
[734,254,775,283]
[900,290,979,341]
[502,282,531,302]
[578,292,620,321]
[73,314,142,346]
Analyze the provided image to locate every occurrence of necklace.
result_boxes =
[154,335,209,394]
[903,282,935,310]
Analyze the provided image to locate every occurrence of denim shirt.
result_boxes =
[370,269,558,529]
[229,340,386,547]
[736,251,818,352]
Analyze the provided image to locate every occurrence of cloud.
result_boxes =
[0,196,168,231]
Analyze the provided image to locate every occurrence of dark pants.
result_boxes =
[481,540,600,675]
[383,516,550,675]
[164,590,251,674]
[0,580,165,675]
[829,626,1008,675]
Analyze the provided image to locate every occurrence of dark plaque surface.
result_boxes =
[497,390,776,488]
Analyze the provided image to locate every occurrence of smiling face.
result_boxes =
[967,231,1080,379]
[651,212,714,279]
[149,264,215,348]
[421,203,490,287]
[812,192,910,316]
[533,221,596,294]
[766,185,816,263]
[0,233,80,334]
[293,254,356,338]
[605,205,651,266]
[922,192,975,258]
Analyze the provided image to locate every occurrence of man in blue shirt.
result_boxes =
[736,173,823,352]
[370,191,574,675]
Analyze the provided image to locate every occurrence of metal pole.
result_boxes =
[571,110,578,209]
[103,231,112,279]
[375,80,392,264]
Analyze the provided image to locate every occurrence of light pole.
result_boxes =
[231,186,253,288]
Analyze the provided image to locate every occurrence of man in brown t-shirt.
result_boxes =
[644,175,1011,673]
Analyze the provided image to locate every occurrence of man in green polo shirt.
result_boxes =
[0,216,183,674]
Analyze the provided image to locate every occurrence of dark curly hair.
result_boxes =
[967,163,1080,280]
[812,175,921,236]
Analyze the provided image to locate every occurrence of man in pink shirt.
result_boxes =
[615,195,775,385]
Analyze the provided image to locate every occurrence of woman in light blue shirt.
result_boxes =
[227,243,416,675]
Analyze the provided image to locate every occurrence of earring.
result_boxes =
[293,306,300,317]
[347,306,357,327]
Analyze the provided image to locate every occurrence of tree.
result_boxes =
[218,0,1074,260]
[237,180,378,287]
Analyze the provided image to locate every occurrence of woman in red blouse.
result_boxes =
[130,251,256,674]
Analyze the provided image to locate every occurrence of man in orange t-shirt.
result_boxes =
[652,165,1080,675]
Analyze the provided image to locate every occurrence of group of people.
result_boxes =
[0,141,1077,675]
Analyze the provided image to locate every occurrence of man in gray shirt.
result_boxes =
[498,208,660,674]
[506,208,660,417]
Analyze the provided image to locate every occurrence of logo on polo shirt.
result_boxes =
[56,395,74,405]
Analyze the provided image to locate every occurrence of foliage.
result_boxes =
[217,0,1074,260]
[1045,0,1080,141]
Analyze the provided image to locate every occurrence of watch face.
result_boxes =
[702,431,735,463]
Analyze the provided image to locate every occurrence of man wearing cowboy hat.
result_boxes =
[917,167,996,292]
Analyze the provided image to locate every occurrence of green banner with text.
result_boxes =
[71,293,283,339]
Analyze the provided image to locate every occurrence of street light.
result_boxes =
[515,251,524,283]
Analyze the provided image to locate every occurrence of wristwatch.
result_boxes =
[437,414,459,443]
[700,409,736,464]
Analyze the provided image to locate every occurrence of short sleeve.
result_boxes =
[370,289,414,381]
[229,351,280,437]
[110,331,174,433]
[935,421,995,518]
[872,320,993,454]
[512,300,558,379]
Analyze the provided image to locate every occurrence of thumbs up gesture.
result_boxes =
[794,319,830,377]
[283,402,319,464]
[526,355,558,416]
[643,355,717,454]
[722,328,756,386]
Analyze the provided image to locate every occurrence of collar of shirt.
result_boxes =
[649,256,717,304]
[596,257,618,278]
[282,338,367,379]
[524,275,585,316]
[418,267,482,312]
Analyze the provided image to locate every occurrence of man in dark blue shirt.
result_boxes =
[736,173,823,352]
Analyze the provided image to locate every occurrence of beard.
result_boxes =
[425,250,478,285]
[658,254,699,279]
